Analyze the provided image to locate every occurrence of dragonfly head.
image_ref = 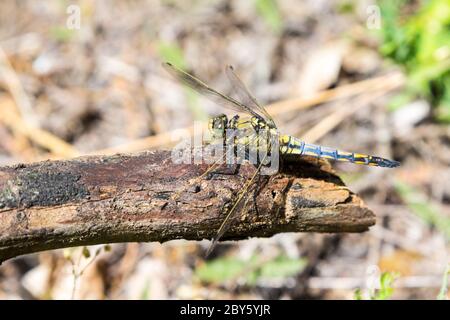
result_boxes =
[208,114,228,138]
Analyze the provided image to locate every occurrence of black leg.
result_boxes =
[207,163,241,179]
[250,174,270,216]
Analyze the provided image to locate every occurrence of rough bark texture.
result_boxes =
[0,150,375,263]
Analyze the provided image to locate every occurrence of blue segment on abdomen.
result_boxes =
[321,149,337,159]
[336,153,353,161]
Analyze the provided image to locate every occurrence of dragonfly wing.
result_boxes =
[163,62,261,118]
[205,194,247,257]
[225,66,276,127]
[206,146,269,257]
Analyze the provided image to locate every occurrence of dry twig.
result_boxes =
[0,150,375,263]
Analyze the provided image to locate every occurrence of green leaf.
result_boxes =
[354,288,363,300]
[374,272,398,300]
[195,256,248,284]
[255,0,283,34]
[355,271,399,300]
[140,281,151,300]
[436,104,450,123]
[394,180,450,239]
[157,42,207,120]
[252,256,307,285]
[195,254,306,285]
[386,91,415,112]
[437,264,449,300]
[49,26,76,42]
[156,41,187,69]
[436,81,450,123]
[378,0,450,116]
[337,1,355,14]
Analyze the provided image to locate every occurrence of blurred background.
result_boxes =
[0,0,449,299]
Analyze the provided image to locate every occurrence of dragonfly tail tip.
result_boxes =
[382,159,401,168]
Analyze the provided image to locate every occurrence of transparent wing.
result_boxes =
[225,65,276,128]
[206,139,269,257]
[163,62,263,119]
[205,191,249,257]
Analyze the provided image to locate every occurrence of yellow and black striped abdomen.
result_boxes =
[279,135,400,168]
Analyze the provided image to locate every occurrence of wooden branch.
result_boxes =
[0,150,375,263]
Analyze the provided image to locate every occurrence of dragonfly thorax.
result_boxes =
[250,116,276,133]
[208,114,275,138]
[207,114,278,161]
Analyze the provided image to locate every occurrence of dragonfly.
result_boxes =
[163,62,400,255]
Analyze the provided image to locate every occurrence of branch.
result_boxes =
[0,150,375,263]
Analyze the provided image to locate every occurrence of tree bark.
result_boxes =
[0,150,375,263]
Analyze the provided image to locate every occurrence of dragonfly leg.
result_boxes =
[207,163,241,178]
[229,114,240,130]
[250,175,269,216]
[227,162,240,174]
